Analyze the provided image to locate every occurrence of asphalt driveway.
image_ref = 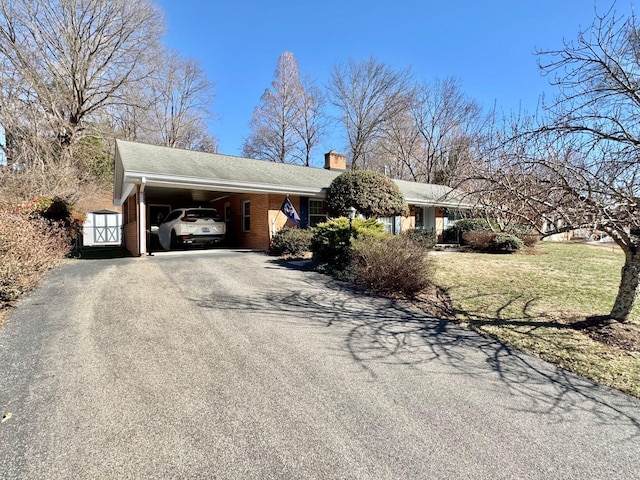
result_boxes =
[0,249,639,479]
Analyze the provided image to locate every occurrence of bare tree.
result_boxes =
[106,83,147,143]
[0,0,163,162]
[291,77,327,166]
[408,78,484,186]
[368,104,421,180]
[141,50,217,152]
[327,57,411,170]
[243,52,304,163]
[474,7,640,322]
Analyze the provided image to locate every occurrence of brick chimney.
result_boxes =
[324,150,347,171]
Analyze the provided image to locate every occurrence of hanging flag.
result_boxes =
[280,196,300,224]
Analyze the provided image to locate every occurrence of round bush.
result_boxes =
[270,227,312,258]
[325,170,408,218]
[490,233,524,253]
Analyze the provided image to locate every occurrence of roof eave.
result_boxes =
[122,171,328,197]
[405,197,473,209]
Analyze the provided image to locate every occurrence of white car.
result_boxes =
[158,208,226,250]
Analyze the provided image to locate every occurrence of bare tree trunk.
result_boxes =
[610,249,640,322]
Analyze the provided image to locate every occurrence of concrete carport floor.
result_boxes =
[0,250,639,479]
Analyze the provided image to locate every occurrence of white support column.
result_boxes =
[139,178,147,255]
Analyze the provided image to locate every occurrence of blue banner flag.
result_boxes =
[280,196,300,224]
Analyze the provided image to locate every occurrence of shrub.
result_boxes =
[462,231,524,253]
[519,234,541,247]
[451,218,493,234]
[270,227,312,258]
[21,195,82,243]
[351,235,435,297]
[491,233,524,253]
[401,229,437,249]
[325,170,409,217]
[311,217,386,272]
[451,218,492,245]
[505,223,535,236]
[0,203,71,308]
[462,231,495,251]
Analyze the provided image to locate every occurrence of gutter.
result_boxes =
[122,171,328,197]
[119,171,473,209]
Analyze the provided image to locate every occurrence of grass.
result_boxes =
[432,242,640,398]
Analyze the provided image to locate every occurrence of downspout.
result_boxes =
[139,177,147,256]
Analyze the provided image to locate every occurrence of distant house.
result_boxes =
[113,140,469,256]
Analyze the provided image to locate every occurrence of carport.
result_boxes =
[113,140,469,256]
[113,141,348,256]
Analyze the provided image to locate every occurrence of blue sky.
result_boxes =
[156,0,631,160]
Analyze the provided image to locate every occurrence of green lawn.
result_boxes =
[433,242,640,397]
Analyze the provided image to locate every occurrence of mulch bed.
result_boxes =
[569,315,640,353]
[411,285,457,320]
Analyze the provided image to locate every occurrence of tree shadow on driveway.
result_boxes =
[191,272,640,437]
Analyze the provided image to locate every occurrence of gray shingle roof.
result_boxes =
[116,139,342,189]
[114,140,470,208]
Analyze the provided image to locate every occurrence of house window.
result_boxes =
[446,209,464,222]
[308,199,327,227]
[443,208,464,230]
[242,200,250,232]
[378,216,399,234]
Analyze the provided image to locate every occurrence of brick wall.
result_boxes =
[267,194,300,241]
[124,222,139,256]
[212,193,301,250]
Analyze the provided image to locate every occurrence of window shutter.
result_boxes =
[394,216,401,235]
[299,196,309,229]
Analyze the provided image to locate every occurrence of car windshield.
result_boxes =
[184,209,220,220]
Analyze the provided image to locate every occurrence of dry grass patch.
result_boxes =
[431,242,640,397]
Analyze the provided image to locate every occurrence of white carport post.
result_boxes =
[139,177,147,255]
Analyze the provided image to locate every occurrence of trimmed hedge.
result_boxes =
[325,170,409,217]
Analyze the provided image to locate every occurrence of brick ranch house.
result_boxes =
[113,140,469,256]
